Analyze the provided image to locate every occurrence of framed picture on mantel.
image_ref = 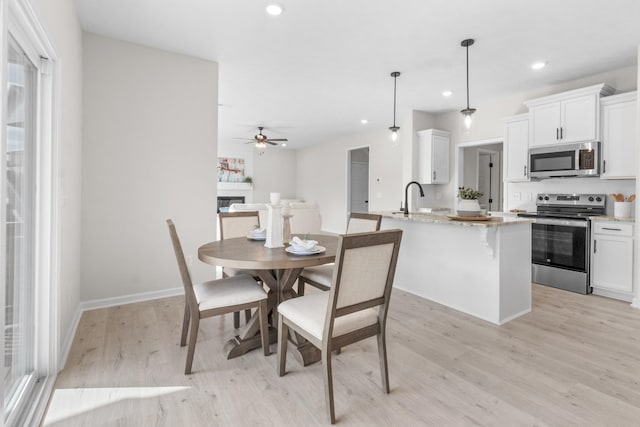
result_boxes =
[217,157,252,189]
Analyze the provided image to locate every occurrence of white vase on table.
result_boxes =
[457,199,481,217]
[265,204,284,248]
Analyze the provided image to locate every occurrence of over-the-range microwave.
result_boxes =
[529,141,599,179]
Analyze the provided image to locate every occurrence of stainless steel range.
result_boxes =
[518,194,606,294]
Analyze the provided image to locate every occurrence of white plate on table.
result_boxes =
[285,245,326,255]
[246,233,266,241]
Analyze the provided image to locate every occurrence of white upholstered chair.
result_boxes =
[277,229,402,424]
[167,219,270,374]
[219,211,261,328]
[297,213,382,295]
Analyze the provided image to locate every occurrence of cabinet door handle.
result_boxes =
[433,171,436,180]
[603,160,606,174]
[524,165,527,176]
[556,128,559,140]
[602,227,622,231]
[560,127,563,140]
[593,240,597,253]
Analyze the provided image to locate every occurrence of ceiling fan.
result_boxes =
[233,127,288,147]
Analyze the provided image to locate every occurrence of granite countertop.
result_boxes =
[590,216,635,223]
[376,211,533,228]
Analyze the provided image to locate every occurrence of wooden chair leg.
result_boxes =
[258,301,270,356]
[297,278,305,296]
[233,311,240,328]
[185,316,200,375]
[277,316,289,376]
[244,309,252,323]
[180,302,190,347]
[377,331,390,393]
[322,346,336,424]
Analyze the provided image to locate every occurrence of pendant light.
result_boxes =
[460,39,476,129]
[389,71,401,142]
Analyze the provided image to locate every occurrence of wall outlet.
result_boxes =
[513,192,521,201]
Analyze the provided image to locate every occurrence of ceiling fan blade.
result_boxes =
[265,141,278,146]
[266,138,288,142]
[232,137,254,140]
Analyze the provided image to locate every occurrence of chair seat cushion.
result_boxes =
[195,275,267,311]
[278,293,378,341]
[224,267,258,278]
[300,264,334,287]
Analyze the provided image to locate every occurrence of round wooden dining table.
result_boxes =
[198,234,338,365]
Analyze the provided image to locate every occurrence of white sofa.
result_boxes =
[228,201,322,235]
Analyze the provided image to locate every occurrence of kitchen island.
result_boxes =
[377,212,532,325]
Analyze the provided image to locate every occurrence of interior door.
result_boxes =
[478,151,501,211]
[348,147,369,214]
[350,161,369,213]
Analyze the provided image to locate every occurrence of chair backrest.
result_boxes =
[219,211,260,240]
[166,219,197,307]
[324,229,402,340]
[346,213,382,234]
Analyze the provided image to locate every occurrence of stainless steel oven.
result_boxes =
[518,193,606,294]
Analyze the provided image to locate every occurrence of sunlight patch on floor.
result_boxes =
[44,386,190,425]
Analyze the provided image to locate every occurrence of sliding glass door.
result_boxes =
[4,34,38,420]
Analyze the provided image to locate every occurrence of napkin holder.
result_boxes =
[265,204,284,248]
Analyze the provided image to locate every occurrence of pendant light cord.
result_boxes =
[465,44,470,110]
[393,74,397,127]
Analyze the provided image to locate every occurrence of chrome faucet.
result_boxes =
[404,181,425,215]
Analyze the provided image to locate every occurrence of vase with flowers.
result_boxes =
[457,187,483,216]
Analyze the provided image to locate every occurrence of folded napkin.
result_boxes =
[251,228,266,236]
[289,236,318,251]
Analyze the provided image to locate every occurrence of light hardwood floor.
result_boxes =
[43,285,640,426]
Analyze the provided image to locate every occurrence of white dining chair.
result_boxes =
[277,229,402,424]
[297,213,382,295]
[167,219,270,374]
[219,211,261,328]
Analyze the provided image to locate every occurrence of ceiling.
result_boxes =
[75,0,640,149]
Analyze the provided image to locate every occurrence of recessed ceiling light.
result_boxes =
[442,90,454,97]
[531,61,547,70]
[266,3,284,16]
[361,119,368,124]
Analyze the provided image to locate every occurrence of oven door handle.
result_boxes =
[532,218,588,228]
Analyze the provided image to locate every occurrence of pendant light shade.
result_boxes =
[389,71,401,142]
[460,39,476,129]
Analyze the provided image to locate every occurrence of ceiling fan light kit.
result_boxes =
[460,38,476,130]
[389,71,401,142]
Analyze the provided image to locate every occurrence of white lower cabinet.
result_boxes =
[591,221,634,301]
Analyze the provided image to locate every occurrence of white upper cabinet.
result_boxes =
[417,129,450,184]
[525,83,615,147]
[600,91,637,179]
[503,114,529,182]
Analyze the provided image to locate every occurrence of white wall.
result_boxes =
[252,147,297,203]
[81,33,219,300]
[296,128,402,233]
[31,0,83,357]
[433,65,638,210]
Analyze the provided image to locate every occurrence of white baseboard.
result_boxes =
[58,287,183,370]
[79,286,183,311]
[59,305,83,370]
[632,297,640,309]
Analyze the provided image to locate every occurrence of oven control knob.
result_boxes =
[588,196,594,202]
[596,196,602,202]
[538,196,543,201]
[544,196,550,201]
